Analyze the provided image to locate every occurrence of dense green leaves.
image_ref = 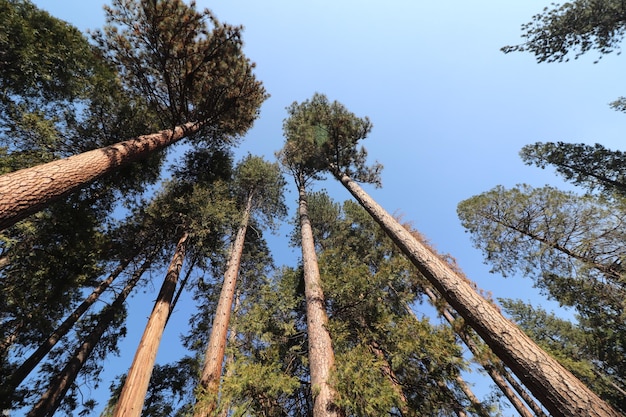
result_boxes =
[278,93,382,188]
[93,0,267,135]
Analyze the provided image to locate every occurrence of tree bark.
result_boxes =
[194,195,253,417]
[423,287,535,417]
[6,256,134,398]
[333,171,620,417]
[26,257,151,417]
[112,232,189,417]
[0,121,202,231]
[298,185,342,417]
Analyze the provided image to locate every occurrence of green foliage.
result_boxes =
[0,0,95,102]
[93,0,267,135]
[234,154,288,231]
[278,93,382,188]
[502,0,626,63]
[520,141,626,198]
[458,183,626,410]
[312,193,475,416]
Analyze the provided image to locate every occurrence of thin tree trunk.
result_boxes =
[422,286,535,417]
[217,288,241,417]
[367,340,410,416]
[194,195,253,417]
[26,257,151,417]
[333,171,620,417]
[0,122,203,231]
[112,232,189,417]
[7,256,135,396]
[501,365,549,417]
[395,286,492,417]
[298,185,342,417]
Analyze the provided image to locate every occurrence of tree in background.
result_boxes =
[194,155,286,417]
[0,0,266,231]
[501,0,626,64]
[520,142,626,198]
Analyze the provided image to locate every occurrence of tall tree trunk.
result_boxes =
[6,256,136,398]
[26,257,151,417]
[333,170,620,417]
[194,195,253,417]
[298,185,341,417]
[216,288,241,417]
[112,232,189,417]
[0,121,203,231]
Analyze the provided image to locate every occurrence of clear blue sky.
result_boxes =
[23,1,626,415]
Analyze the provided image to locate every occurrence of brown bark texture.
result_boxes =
[0,122,201,231]
[424,287,534,417]
[113,232,189,417]
[334,171,620,417]
[26,258,150,417]
[298,186,342,417]
[194,196,252,417]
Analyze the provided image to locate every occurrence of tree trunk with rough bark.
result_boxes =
[26,258,151,417]
[194,196,252,417]
[112,232,189,417]
[423,287,535,417]
[0,122,202,231]
[298,185,342,417]
[333,170,620,417]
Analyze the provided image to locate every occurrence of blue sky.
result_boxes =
[24,1,626,415]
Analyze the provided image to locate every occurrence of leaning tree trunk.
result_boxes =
[422,287,535,417]
[5,256,134,398]
[0,121,203,231]
[298,184,342,417]
[26,257,151,417]
[194,195,253,417]
[332,170,620,417]
[113,232,189,417]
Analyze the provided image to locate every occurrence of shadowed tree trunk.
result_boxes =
[0,122,202,231]
[5,256,136,399]
[26,257,152,417]
[332,169,620,417]
[113,232,189,417]
[297,184,342,417]
[194,195,253,417]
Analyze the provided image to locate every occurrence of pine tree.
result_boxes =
[194,156,286,416]
[279,101,343,416]
[285,93,620,417]
[0,0,266,231]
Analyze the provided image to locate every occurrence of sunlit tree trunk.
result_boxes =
[26,257,151,417]
[194,196,253,417]
[333,170,620,417]
[113,232,189,417]
[0,122,202,231]
[298,184,342,417]
[422,286,535,417]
